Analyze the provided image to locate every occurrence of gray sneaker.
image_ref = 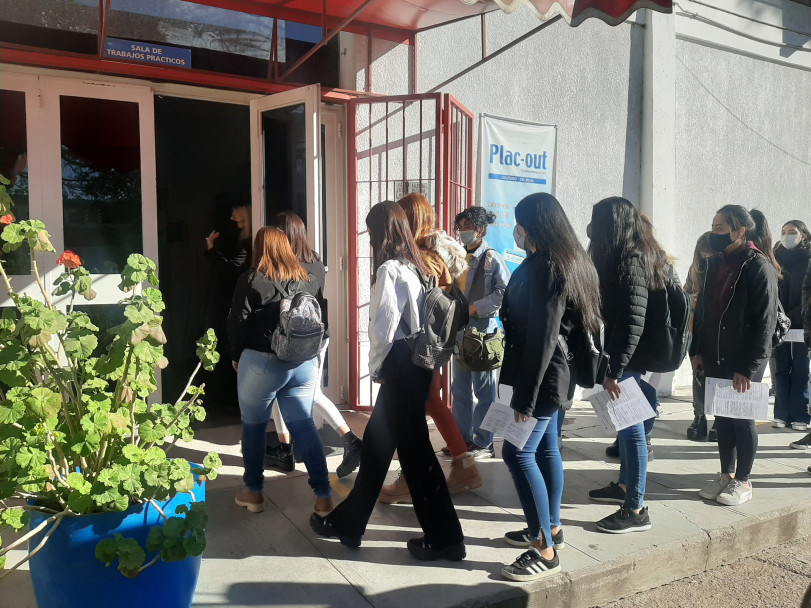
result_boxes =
[717,479,753,506]
[468,444,496,460]
[699,473,732,501]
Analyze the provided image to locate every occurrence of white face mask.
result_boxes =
[781,234,801,250]
[513,224,527,251]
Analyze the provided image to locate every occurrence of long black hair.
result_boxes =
[716,205,781,275]
[366,201,427,278]
[515,193,602,333]
[588,197,668,291]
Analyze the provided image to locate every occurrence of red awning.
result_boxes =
[191,0,671,33]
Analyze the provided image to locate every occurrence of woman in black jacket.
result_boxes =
[498,193,601,581]
[586,197,667,534]
[227,227,332,516]
[772,220,811,432]
[693,205,779,506]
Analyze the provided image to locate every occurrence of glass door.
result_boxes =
[250,85,322,252]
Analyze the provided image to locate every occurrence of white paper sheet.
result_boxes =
[704,377,769,420]
[479,385,536,450]
[587,378,656,432]
[786,329,804,343]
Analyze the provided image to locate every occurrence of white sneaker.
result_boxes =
[791,422,808,431]
[699,473,732,500]
[717,479,753,506]
[772,419,787,428]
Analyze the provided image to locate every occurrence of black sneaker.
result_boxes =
[588,481,626,504]
[441,441,475,456]
[605,437,619,458]
[309,513,362,548]
[501,548,561,582]
[336,437,362,478]
[265,444,294,472]
[406,536,466,561]
[596,507,652,534]
[468,444,495,460]
[687,415,708,441]
[504,527,564,549]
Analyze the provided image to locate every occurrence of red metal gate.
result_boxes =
[347,93,474,411]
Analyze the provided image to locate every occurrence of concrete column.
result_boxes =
[640,9,676,254]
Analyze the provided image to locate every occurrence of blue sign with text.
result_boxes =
[105,38,191,68]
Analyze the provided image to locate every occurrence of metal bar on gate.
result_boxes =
[347,100,359,411]
[402,100,406,202]
[385,102,390,200]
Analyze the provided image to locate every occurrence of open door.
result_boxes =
[250,85,322,250]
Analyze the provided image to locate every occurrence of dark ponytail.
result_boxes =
[749,209,781,276]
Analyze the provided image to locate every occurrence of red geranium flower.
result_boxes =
[57,250,82,269]
[0,214,13,225]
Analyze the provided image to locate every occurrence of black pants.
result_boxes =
[707,361,766,483]
[326,340,464,549]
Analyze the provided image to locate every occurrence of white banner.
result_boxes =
[478,114,557,273]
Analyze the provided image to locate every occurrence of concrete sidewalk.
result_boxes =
[4,390,811,608]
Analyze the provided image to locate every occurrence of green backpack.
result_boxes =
[456,326,504,372]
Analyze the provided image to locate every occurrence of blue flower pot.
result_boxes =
[28,479,205,608]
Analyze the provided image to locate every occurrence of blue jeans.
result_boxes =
[616,372,656,510]
[451,356,496,448]
[237,349,330,498]
[773,342,811,425]
[502,411,564,548]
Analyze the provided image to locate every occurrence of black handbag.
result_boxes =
[558,322,610,389]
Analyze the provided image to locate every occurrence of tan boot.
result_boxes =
[378,470,412,504]
[314,495,334,517]
[235,487,265,513]
[446,455,483,494]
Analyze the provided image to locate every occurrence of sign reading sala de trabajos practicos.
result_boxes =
[478,114,557,273]
[105,38,191,68]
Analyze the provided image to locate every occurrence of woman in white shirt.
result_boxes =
[310,201,466,561]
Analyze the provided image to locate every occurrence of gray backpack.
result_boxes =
[270,281,325,362]
[399,260,468,371]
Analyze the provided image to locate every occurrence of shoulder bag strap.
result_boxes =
[468,248,492,302]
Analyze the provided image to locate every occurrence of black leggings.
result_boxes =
[708,362,766,483]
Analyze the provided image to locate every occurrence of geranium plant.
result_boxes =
[0,219,222,579]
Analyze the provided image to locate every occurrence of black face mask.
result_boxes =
[709,231,734,252]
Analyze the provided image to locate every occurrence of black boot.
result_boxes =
[707,420,718,442]
[687,415,707,441]
[336,432,363,478]
[605,437,619,459]
[265,442,294,472]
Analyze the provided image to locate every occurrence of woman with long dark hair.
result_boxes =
[377,193,482,503]
[772,220,811,434]
[498,193,601,580]
[694,205,779,506]
[264,212,363,478]
[310,201,465,561]
[227,227,332,515]
[586,197,665,533]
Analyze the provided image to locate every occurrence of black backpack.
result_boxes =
[400,260,469,371]
[634,266,692,373]
[559,318,610,389]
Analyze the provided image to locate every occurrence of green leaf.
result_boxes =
[66,472,92,494]
[95,536,119,565]
[122,445,144,463]
[0,507,27,530]
[182,529,206,557]
[145,526,163,553]
[203,452,222,471]
[196,329,219,372]
[137,420,166,444]
[16,446,46,468]
[68,491,93,513]
[24,388,62,420]
[0,401,26,425]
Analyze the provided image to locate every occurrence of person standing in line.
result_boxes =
[377,193,482,503]
[586,197,666,534]
[228,227,333,516]
[263,212,364,478]
[310,201,465,561]
[498,193,602,581]
[685,232,716,442]
[694,206,779,506]
[449,207,511,460]
[799,254,811,467]
[771,220,811,434]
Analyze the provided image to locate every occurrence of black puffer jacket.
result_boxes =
[227,266,324,361]
[600,254,649,379]
[499,251,572,418]
[775,244,810,329]
[691,248,778,379]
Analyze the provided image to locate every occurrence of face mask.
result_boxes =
[513,224,527,251]
[781,234,800,250]
[459,230,477,246]
[708,231,734,253]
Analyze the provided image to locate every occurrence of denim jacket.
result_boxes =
[461,240,511,333]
